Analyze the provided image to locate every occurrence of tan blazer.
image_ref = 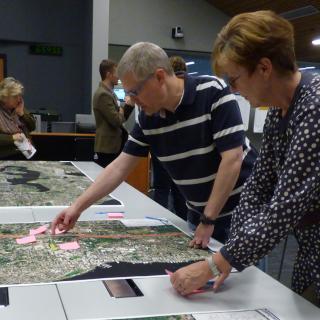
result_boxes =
[93,82,132,154]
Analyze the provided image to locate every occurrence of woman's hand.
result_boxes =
[15,97,24,116]
[170,252,232,295]
[12,133,24,142]
[170,260,213,295]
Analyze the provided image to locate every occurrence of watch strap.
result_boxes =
[200,213,216,225]
[206,256,220,277]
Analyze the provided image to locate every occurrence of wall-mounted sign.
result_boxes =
[29,44,63,56]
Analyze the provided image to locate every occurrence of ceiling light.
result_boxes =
[186,61,195,66]
[299,66,316,70]
[280,5,319,20]
[312,38,320,45]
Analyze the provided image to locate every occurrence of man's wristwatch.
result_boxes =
[200,213,216,225]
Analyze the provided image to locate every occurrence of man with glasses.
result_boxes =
[51,42,257,249]
[150,55,188,221]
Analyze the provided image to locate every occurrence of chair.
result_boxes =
[32,114,42,132]
[51,121,75,133]
[75,114,96,133]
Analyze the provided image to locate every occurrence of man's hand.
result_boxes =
[51,206,81,234]
[189,223,214,249]
[170,260,213,296]
[124,95,135,106]
[15,97,24,116]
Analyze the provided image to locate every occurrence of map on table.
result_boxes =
[0,161,122,207]
[112,309,280,320]
[0,219,212,287]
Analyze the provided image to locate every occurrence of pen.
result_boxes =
[200,280,215,290]
[145,216,169,223]
[96,211,125,215]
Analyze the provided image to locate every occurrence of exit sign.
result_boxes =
[29,44,63,56]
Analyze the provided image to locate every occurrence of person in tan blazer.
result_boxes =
[93,59,134,167]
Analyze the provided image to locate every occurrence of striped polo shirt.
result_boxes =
[123,74,257,219]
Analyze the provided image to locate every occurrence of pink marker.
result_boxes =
[165,269,173,276]
[107,212,124,219]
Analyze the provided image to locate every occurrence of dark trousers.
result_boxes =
[94,130,127,168]
[0,153,26,160]
[151,156,188,220]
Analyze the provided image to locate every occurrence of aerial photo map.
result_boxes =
[0,219,211,286]
[116,309,280,320]
[0,161,122,207]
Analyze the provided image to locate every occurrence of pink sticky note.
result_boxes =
[107,212,124,219]
[58,241,80,250]
[30,225,47,235]
[16,235,37,245]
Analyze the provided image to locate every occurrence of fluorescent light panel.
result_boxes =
[312,38,320,46]
[280,5,319,20]
[299,66,316,70]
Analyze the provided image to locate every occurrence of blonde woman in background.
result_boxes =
[0,77,36,159]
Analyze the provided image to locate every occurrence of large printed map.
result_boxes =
[116,309,280,320]
[0,219,210,286]
[0,161,122,207]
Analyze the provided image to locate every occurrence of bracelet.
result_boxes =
[206,256,220,277]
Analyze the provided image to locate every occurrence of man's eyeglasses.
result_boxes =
[124,73,154,97]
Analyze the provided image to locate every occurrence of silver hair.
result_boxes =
[0,77,24,101]
[117,42,174,81]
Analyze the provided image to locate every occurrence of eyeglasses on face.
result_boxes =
[124,73,154,97]
[223,74,241,89]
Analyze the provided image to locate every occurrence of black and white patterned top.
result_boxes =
[220,71,320,296]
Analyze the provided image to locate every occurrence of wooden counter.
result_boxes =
[31,132,150,194]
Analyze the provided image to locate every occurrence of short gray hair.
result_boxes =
[117,42,174,81]
[0,77,24,101]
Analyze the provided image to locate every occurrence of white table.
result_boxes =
[0,161,319,320]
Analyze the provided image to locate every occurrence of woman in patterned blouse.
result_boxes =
[170,10,320,306]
